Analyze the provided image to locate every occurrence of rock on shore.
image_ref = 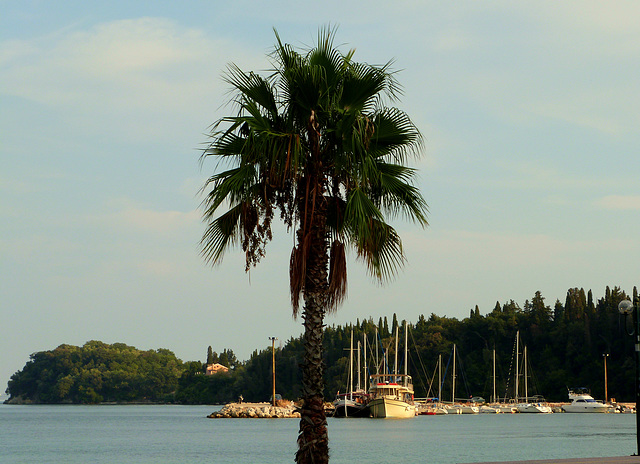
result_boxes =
[208,402,300,419]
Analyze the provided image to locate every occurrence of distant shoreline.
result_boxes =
[3,397,223,406]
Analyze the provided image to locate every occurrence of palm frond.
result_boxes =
[327,240,347,311]
[368,108,422,163]
[224,64,279,119]
[373,162,429,225]
[200,203,243,265]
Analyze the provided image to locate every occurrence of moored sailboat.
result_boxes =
[333,330,369,417]
[513,332,552,414]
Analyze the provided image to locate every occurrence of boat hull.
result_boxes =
[563,390,614,413]
[332,400,369,418]
[562,404,613,413]
[517,403,552,413]
[369,398,415,418]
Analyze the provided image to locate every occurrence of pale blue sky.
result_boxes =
[2,1,639,390]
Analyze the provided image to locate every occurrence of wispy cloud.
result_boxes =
[0,18,263,144]
[93,198,200,236]
[2,18,223,105]
[596,195,640,211]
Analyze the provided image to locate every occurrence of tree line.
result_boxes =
[6,285,638,405]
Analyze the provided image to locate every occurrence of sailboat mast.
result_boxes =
[394,325,399,377]
[375,327,379,375]
[438,354,442,402]
[524,345,528,403]
[404,322,408,386]
[515,330,520,402]
[452,344,456,403]
[349,330,353,400]
[492,349,496,403]
[363,332,367,392]
[357,340,361,391]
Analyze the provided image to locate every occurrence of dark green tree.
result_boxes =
[199,27,428,463]
[207,346,214,364]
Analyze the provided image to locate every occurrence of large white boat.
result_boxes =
[368,373,416,418]
[368,322,415,418]
[561,388,614,413]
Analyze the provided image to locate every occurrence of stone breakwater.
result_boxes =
[208,402,300,419]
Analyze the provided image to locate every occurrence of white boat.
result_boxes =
[460,405,479,414]
[517,401,552,414]
[368,323,415,418]
[479,405,501,414]
[451,404,479,414]
[513,332,552,413]
[444,404,462,414]
[428,405,449,415]
[368,381,416,418]
[493,404,517,414]
[416,401,447,415]
[561,388,614,413]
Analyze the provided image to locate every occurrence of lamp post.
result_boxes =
[619,299,638,455]
[603,353,609,404]
[269,337,278,406]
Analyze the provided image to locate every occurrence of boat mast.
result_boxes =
[452,344,456,403]
[524,345,528,403]
[349,330,353,400]
[492,348,496,403]
[375,327,379,375]
[438,354,442,402]
[394,325,399,377]
[404,321,408,386]
[357,340,361,392]
[515,330,519,403]
[363,332,367,392]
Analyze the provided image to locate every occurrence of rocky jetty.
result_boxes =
[208,401,300,419]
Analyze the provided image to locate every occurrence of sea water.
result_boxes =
[0,404,636,464]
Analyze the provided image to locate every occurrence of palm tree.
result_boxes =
[199,27,428,463]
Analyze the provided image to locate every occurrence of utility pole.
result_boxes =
[269,337,277,406]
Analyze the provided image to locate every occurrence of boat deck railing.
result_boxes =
[369,373,413,389]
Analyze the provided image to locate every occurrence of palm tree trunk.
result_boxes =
[295,174,330,464]
[296,296,329,464]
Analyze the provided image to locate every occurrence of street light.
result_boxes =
[269,337,278,406]
[618,299,639,456]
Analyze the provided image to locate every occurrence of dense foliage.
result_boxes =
[6,341,183,403]
[6,286,638,405]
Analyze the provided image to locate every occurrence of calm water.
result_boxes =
[0,404,637,463]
